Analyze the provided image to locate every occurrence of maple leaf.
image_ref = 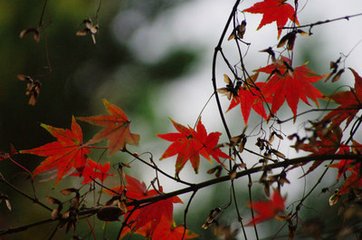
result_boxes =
[330,140,362,195]
[257,57,323,118]
[296,125,343,176]
[78,99,140,155]
[108,175,182,239]
[72,159,112,184]
[243,0,299,38]
[227,82,269,124]
[246,190,286,225]
[322,68,362,128]
[329,145,351,179]
[152,215,198,240]
[158,119,229,175]
[20,117,89,182]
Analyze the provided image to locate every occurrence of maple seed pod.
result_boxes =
[202,207,222,229]
[331,69,345,82]
[97,206,124,221]
[19,27,40,42]
[0,194,12,211]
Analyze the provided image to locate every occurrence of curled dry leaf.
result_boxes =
[228,20,247,40]
[97,206,124,221]
[19,27,40,42]
[217,74,240,101]
[331,69,345,82]
[61,188,78,196]
[202,207,222,229]
[260,47,276,62]
[207,165,223,178]
[17,74,41,106]
[76,18,99,44]
[47,196,63,220]
[0,194,12,211]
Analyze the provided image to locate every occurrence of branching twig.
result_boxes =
[0,173,52,212]
[282,12,362,34]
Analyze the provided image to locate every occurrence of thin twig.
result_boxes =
[282,12,362,32]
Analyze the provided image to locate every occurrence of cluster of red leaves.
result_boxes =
[322,68,362,128]
[108,175,197,239]
[330,141,362,196]
[20,99,139,183]
[157,119,229,175]
[247,190,286,225]
[292,68,362,179]
[243,0,299,38]
[222,57,323,123]
[296,125,343,176]
[71,159,112,184]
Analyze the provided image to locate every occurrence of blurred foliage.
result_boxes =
[0,1,199,239]
[0,0,197,155]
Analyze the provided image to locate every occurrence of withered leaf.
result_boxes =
[202,207,222,229]
[76,18,99,44]
[17,74,41,106]
[331,69,345,82]
[19,27,40,42]
[0,194,12,211]
[97,206,124,221]
[228,20,247,40]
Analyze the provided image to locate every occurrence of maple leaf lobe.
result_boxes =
[158,119,229,175]
[20,116,89,182]
[247,190,286,225]
[78,99,140,155]
[243,0,299,37]
[257,58,323,118]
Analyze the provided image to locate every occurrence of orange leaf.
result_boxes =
[247,190,286,225]
[20,117,89,183]
[243,0,299,38]
[78,99,140,155]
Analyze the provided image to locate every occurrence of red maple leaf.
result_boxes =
[72,159,112,184]
[158,119,229,175]
[330,140,362,195]
[295,125,343,176]
[329,145,351,179]
[227,82,269,124]
[257,57,323,118]
[78,99,140,155]
[243,0,299,38]
[20,117,89,182]
[152,215,198,240]
[322,68,362,128]
[247,190,286,225]
[109,175,182,239]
